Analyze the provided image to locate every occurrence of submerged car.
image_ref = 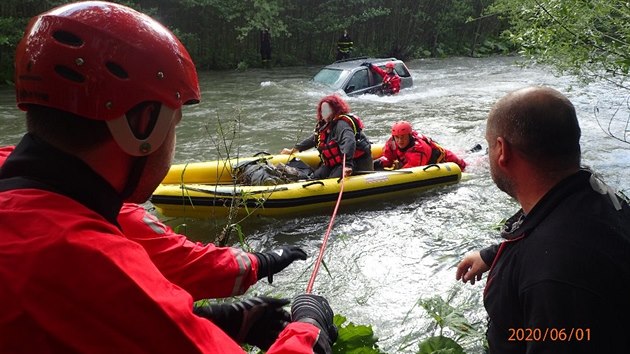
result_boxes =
[312,57,413,96]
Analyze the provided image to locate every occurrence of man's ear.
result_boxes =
[496,136,511,168]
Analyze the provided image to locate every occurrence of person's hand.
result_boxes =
[360,62,371,67]
[393,160,401,170]
[291,294,338,348]
[455,251,490,285]
[253,246,308,284]
[343,166,353,177]
[193,296,290,350]
[281,148,297,155]
[373,159,384,170]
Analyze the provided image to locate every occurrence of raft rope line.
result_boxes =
[305,154,346,294]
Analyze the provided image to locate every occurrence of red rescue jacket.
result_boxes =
[379,131,466,170]
[0,142,324,353]
[0,146,258,301]
[370,65,401,95]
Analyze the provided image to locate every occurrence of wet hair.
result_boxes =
[317,94,350,121]
[488,86,581,170]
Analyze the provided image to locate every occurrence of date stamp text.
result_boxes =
[508,328,590,342]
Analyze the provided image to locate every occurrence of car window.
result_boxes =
[313,68,350,89]
[370,70,382,84]
[394,63,411,77]
[345,69,369,93]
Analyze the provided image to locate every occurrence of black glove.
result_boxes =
[291,294,338,352]
[193,296,290,350]
[360,62,373,68]
[253,246,307,284]
[373,159,384,170]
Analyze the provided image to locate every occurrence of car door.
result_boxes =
[344,68,381,96]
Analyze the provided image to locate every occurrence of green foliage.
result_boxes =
[0,16,28,83]
[332,314,386,354]
[491,0,630,89]
[398,290,485,353]
[418,336,464,354]
[419,296,480,340]
[0,0,511,77]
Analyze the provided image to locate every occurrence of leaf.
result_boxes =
[418,336,465,354]
[418,296,482,339]
[332,315,385,354]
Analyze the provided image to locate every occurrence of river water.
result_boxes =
[1,56,628,353]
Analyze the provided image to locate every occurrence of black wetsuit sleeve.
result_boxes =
[480,243,499,266]
[294,134,317,152]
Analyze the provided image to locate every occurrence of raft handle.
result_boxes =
[422,164,441,171]
[302,181,325,188]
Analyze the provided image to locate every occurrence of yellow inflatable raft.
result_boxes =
[150,145,462,218]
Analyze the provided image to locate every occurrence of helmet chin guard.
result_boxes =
[106,106,178,156]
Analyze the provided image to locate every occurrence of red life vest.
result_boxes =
[317,114,367,167]
[381,73,401,95]
[417,133,447,164]
[386,132,446,167]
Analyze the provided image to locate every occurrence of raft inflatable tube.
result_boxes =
[150,144,462,218]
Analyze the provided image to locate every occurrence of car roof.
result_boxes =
[323,57,404,70]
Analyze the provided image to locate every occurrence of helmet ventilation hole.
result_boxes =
[55,65,85,83]
[52,31,83,47]
[106,62,129,79]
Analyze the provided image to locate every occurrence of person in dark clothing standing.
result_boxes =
[455,86,630,353]
[260,28,272,67]
[336,29,353,61]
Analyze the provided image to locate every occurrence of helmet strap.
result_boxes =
[106,105,178,156]
[119,155,148,201]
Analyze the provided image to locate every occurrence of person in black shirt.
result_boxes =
[260,28,272,67]
[456,86,630,353]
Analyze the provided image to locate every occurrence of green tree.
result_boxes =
[492,0,630,86]
[0,0,512,80]
[491,0,630,142]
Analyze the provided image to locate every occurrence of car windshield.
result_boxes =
[312,68,350,89]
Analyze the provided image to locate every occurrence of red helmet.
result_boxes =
[391,121,412,136]
[385,62,395,69]
[14,1,200,121]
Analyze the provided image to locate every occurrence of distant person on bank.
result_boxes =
[336,29,354,60]
[281,94,372,178]
[373,121,466,170]
[260,28,271,67]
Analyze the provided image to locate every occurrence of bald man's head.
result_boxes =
[487,86,581,170]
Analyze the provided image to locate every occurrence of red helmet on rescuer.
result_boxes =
[14,1,200,121]
[391,121,412,136]
[385,62,395,69]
